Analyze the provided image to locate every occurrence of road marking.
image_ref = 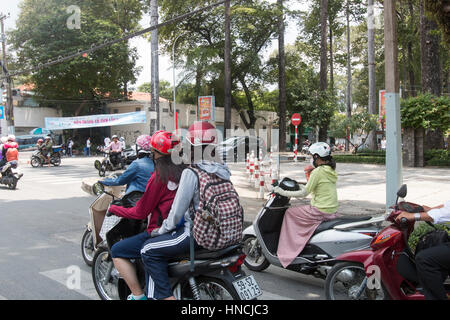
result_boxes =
[258,291,293,300]
[39,267,99,300]
[0,295,7,300]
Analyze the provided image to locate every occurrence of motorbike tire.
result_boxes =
[81,229,95,267]
[180,276,241,300]
[242,236,270,272]
[30,157,41,168]
[325,262,389,300]
[92,247,120,300]
[8,178,17,190]
[51,156,61,166]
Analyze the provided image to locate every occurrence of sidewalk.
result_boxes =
[228,160,450,224]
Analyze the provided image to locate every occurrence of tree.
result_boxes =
[319,0,329,142]
[278,0,287,151]
[9,0,142,116]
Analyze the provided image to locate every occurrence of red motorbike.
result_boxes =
[325,184,450,300]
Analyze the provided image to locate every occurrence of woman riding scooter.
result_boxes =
[106,130,184,300]
[99,135,154,206]
[275,142,340,268]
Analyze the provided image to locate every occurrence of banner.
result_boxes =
[379,90,386,128]
[45,111,146,130]
[198,96,215,121]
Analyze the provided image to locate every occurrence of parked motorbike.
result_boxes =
[242,177,383,280]
[94,150,125,177]
[30,146,62,167]
[324,184,450,300]
[80,175,125,266]
[90,182,261,301]
[0,160,23,190]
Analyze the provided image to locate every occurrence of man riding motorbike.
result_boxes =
[99,135,155,205]
[104,135,123,168]
[106,130,185,300]
[38,136,53,166]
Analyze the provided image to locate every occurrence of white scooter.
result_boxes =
[242,177,385,279]
[80,176,125,266]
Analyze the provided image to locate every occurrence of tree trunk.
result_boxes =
[319,0,328,143]
[224,0,232,139]
[407,0,417,97]
[150,0,160,132]
[420,0,443,150]
[367,0,377,150]
[329,20,334,94]
[345,0,352,151]
[278,0,287,151]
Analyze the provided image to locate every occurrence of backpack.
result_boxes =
[189,166,244,251]
[6,147,18,162]
[415,225,449,257]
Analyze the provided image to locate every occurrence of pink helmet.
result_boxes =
[186,121,217,146]
[136,135,152,151]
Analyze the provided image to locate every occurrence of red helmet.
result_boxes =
[37,139,44,143]
[150,131,180,155]
[186,121,217,146]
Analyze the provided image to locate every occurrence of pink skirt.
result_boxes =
[277,205,339,268]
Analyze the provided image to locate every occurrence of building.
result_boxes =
[107,92,281,149]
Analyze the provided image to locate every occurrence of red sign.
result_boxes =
[291,113,301,126]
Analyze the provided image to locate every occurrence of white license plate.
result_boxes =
[232,275,262,300]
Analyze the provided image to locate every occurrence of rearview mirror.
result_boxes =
[397,184,407,199]
[92,182,105,196]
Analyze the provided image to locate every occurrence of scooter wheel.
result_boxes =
[81,229,95,266]
[242,236,270,272]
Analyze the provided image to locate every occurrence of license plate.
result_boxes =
[232,275,262,300]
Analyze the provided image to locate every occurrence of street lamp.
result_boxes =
[172,32,187,134]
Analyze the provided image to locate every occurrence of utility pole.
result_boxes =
[0,12,13,135]
[384,0,402,207]
[367,0,377,150]
[224,0,231,139]
[150,0,160,133]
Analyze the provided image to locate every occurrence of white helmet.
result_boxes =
[7,134,16,142]
[308,142,331,158]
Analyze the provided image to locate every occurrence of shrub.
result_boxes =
[424,149,450,167]
[333,155,385,165]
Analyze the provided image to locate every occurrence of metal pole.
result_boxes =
[384,0,402,208]
[150,0,160,133]
[172,32,186,133]
[0,13,13,135]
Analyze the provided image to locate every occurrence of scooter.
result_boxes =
[324,184,450,300]
[90,182,261,301]
[0,160,23,190]
[242,177,384,280]
[30,147,62,167]
[94,150,125,177]
[80,175,126,266]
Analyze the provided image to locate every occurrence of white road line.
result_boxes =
[39,267,99,300]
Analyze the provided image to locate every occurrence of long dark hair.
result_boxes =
[314,154,337,170]
[153,154,186,185]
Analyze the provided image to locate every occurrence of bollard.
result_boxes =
[245,153,250,175]
[258,169,265,198]
[249,151,255,182]
[254,158,259,188]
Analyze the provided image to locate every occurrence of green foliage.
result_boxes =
[400,94,450,132]
[9,0,143,115]
[408,222,450,253]
[424,149,450,167]
[333,154,385,165]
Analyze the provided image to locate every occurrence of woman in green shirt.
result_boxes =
[276,142,340,268]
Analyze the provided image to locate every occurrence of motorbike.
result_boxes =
[0,160,23,190]
[242,177,384,280]
[30,146,62,167]
[324,184,450,300]
[80,175,126,266]
[94,150,125,177]
[90,182,261,301]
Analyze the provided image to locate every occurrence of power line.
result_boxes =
[0,0,227,81]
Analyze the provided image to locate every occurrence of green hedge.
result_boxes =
[424,149,450,167]
[333,155,385,164]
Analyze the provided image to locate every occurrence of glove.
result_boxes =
[150,228,160,238]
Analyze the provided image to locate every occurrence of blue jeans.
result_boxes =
[110,231,151,259]
[140,228,198,299]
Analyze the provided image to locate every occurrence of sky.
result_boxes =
[2,0,306,90]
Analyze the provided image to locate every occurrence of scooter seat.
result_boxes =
[170,244,241,262]
[313,216,372,236]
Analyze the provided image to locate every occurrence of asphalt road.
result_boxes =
[0,153,325,300]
